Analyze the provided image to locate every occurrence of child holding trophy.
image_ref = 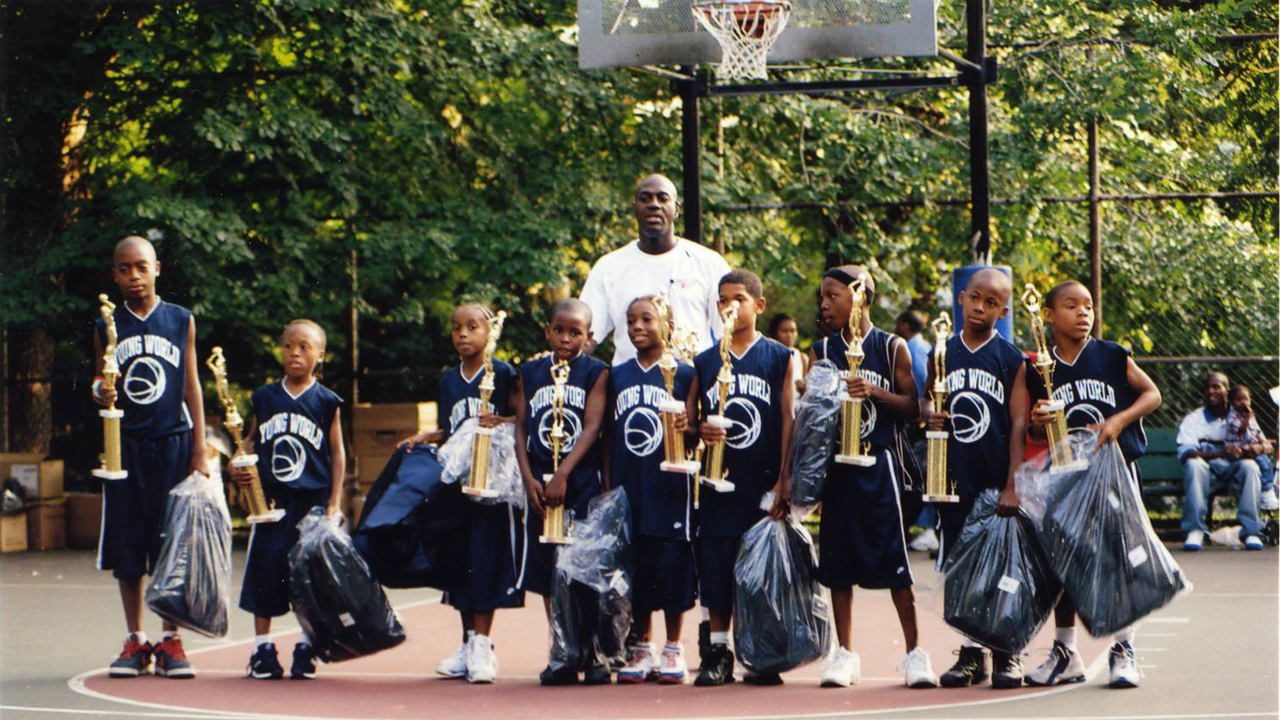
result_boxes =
[92,236,206,679]
[401,303,524,684]
[607,295,698,685]
[230,319,345,681]
[809,266,937,690]
[922,268,1030,689]
[686,269,794,687]
[1023,280,1161,689]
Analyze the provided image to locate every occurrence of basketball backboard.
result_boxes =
[578,0,937,70]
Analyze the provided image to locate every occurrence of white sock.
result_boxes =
[1114,627,1135,645]
[465,629,476,644]
[299,633,314,648]
[961,637,982,648]
[129,632,148,645]
[161,631,176,641]
[664,642,682,653]
[255,634,272,649]
[1055,626,1078,653]
[710,631,729,647]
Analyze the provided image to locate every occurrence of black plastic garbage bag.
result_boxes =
[1017,432,1191,637]
[733,516,832,674]
[942,489,1061,654]
[353,445,468,590]
[788,361,842,513]
[145,472,233,638]
[289,508,406,662]
[549,489,632,672]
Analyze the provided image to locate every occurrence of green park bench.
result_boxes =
[1137,428,1184,500]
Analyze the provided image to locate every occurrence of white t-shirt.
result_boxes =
[580,238,731,365]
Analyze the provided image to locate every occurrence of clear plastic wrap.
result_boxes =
[438,419,525,509]
[353,446,468,590]
[1016,431,1191,637]
[733,516,832,674]
[942,489,1061,654]
[144,471,233,638]
[788,360,842,514]
[289,508,406,662]
[548,489,632,672]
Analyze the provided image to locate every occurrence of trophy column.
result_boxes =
[923,314,958,503]
[540,360,573,545]
[1021,284,1087,474]
[207,347,284,524]
[464,310,507,499]
[92,295,128,481]
[834,279,876,467]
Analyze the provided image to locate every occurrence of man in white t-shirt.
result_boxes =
[581,174,731,365]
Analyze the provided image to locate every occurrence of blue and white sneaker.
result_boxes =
[1183,529,1205,552]
[618,644,657,683]
[1108,641,1141,688]
[1025,641,1086,686]
[657,644,687,684]
[108,636,152,678]
[247,643,284,680]
[1244,535,1265,551]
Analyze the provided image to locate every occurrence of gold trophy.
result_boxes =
[540,360,574,544]
[92,295,128,481]
[464,310,507,499]
[1021,284,1087,473]
[924,314,959,503]
[699,300,740,493]
[652,294,699,474]
[835,278,876,466]
[206,347,285,524]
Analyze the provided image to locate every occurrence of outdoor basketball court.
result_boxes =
[2,546,1275,720]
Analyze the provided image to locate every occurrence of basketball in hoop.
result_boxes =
[692,0,791,81]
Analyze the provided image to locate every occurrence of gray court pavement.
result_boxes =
[1,545,1275,720]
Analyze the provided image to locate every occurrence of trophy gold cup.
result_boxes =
[835,278,876,467]
[1021,284,1087,474]
[699,300,740,493]
[924,314,959,503]
[207,348,285,524]
[652,294,699,474]
[539,360,574,544]
[92,295,129,481]
[464,310,507,499]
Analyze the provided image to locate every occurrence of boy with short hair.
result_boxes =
[922,268,1029,689]
[686,269,795,686]
[809,265,938,690]
[92,235,208,679]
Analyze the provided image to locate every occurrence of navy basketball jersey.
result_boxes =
[96,300,194,438]
[609,358,696,540]
[694,335,791,537]
[438,360,517,441]
[1026,338,1146,463]
[816,327,900,450]
[252,380,344,491]
[934,333,1027,496]
[521,352,608,471]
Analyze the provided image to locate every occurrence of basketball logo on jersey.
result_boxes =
[949,391,992,444]
[271,435,307,483]
[723,397,762,449]
[860,401,878,439]
[623,407,663,456]
[538,408,583,455]
[123,356,167,405]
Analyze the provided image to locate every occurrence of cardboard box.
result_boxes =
[26,499,66,551]
[352,403,438,432]
[66,492,103,550]
[0,454,64,500]
[1,513,28,553]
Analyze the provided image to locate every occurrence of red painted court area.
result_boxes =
[78,596,1109,719]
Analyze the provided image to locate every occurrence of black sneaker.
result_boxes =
[693,644,735,686]
[697,620,711,670]
[247,643,285,680]
[939,646,988,687]
[743,670,783,685]
[583,663,613,685]
[108,637,153,678]
[539,664,579,686]
[991,651,1022,689]
[291,643,317,679]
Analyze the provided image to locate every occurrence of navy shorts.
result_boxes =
[817,449,914,591]
[98,432,192,581]
[518,466,601,597]
[632,535,697,615]
[239,486,329,618]
[446,501,526,613]
[694,534,743,614]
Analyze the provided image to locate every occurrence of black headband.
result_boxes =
[824,268,858,286]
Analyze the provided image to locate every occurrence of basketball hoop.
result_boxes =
[692,1,791,81]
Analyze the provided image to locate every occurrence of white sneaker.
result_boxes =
[1183,529,1205,552]
[435,643,468,678]
[465,634,497,684]
[820,647,861,687]
[902,647,938,688]
[1108,641,1141,688]
[618,643,657,684]
[1025,641,1086,686]
[657,643,687,684]
[909,528,939,552]
[1260,488,1279,511]
[1244,535,1265,550]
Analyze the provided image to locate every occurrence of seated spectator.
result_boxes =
[1177,372,1266,551]
[1225,385,1277,510]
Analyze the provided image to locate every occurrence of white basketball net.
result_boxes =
[692,1,792,81]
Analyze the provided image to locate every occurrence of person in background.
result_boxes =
[768,313,808,402]
[896,309,938,553]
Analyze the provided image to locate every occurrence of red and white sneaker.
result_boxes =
[657,644,687,684]
[108,636,153,678]
[153,635,196,679]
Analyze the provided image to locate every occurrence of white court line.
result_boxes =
[1140,632,1179,637]
[0,706,266,719]
[1144,617,1191,624]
